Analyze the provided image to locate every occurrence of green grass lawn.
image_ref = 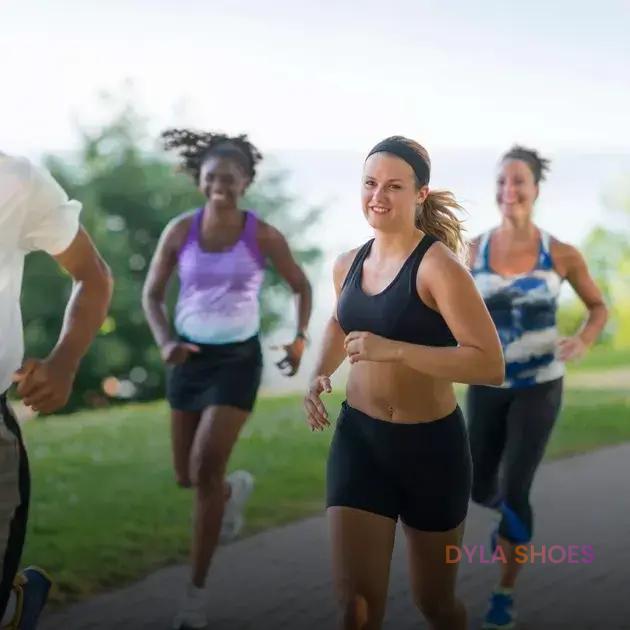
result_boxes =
[22,384,630,606]
[565,345,630,372]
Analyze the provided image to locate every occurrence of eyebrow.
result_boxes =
[364,176,405,183]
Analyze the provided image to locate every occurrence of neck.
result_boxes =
[371,228,423,258]
[498,216,537,240]
[204,201,241,221]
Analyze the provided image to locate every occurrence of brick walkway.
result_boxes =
[41,443,630,629]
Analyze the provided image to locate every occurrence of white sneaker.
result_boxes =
[220,470,255,543]
[172,583,208,629]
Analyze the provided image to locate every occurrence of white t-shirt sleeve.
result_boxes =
[19,161,82,255]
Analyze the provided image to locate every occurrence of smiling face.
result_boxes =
[198,155,249,209]
[362,152,428,233]
[496,158,539,221]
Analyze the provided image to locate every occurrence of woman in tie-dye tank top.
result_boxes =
[142,129,312,630]
[468,146,608,629]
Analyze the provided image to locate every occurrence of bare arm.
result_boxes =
[396,245,504,384]
[554,241,608,359]
[49,227,113,368]
[303,249,357,430]
[346,244,504,385]
[310,250,357,380]
[259,223,312,376]
[260,223,313,338]
[142,218,188,349]
[13,227,113,412]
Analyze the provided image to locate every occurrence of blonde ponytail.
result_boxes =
[415,190,468,263]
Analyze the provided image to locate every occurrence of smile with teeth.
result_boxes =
[370,206,391,214]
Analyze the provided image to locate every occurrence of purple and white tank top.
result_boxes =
[174,208,266,344]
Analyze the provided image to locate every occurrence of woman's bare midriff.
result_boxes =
[345,361,458,423]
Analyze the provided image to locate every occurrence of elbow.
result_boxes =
[141,287,157,314]
[486,371,505,387]
[484,352,505,386]
[88,258,114,305]
[293,273,312,297]
[101,260,114,302]
[141,281,164,316]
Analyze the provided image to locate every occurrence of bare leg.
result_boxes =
[403,521,467,630]
[497,537,523,588]
[328,507,397,630]
[189,405,250,587]
[170,409,201,488]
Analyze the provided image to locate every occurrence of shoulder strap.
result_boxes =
[408,234,438,282]
[340,239,373,291]
[241,210,266,268]
[176,207,203,257]
[191,207,203,241]
[538,230,554,269]
[472,231,492,272]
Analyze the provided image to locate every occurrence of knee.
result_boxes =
[175,472,192,489]
[189,452,225,491]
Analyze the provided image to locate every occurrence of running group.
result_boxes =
[0,132,607,630]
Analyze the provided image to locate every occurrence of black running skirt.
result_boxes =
[166,335,263,412]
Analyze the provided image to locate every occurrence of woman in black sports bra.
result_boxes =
[304,136,504,630]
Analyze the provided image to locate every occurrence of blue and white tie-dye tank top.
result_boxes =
[472,229,564,389]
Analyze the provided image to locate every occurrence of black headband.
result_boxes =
[366,139,430,185]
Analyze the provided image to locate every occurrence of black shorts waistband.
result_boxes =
[341,400,462,431]
[178,334,260,352]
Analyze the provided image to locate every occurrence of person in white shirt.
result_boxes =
[0,151,112,629]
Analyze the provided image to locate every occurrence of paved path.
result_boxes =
[41,443,630,629]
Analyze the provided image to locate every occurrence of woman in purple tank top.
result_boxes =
[142,129,312,629]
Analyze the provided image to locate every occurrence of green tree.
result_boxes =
[21,98,323,411]
[558,180,630,347]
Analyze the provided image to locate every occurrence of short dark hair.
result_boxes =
[502,145,550,184]
[161,128,262,183]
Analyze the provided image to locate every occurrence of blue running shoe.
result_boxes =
[8,566,53,630]
[482,591,516,629]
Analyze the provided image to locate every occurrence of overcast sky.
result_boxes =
[2,0,629,158]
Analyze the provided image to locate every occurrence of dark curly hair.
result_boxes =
[501,145,551,184]
[161,128,263,183]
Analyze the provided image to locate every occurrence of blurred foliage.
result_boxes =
[558,183,630,348]
[21,95,323,411]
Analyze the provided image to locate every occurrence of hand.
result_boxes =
[270,337,305,377]
[12,357,75,414]
[303,375,332,431]
[344,331,398,364]
[557,336,587,362]
[160,341,200,365]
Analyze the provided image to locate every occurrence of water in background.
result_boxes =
[259,148,630,394]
